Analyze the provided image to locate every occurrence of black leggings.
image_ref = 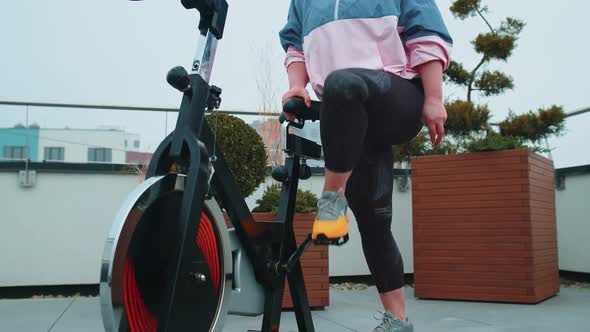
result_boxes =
[320,68,424,293]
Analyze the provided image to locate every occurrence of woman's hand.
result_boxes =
[416,60,447,146]
[422,97,447,146]
[282,87,311,106]
[281,87,311,121]
[282,62,311,121]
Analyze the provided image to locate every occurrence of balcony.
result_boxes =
[0,102,588,331]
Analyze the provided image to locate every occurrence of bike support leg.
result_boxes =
[286,236,315,331]
[259,274,287,332]
[258,156,315,332]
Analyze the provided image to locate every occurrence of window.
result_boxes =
[44,147,65,161]
[133,140,140,148]
[88,148,112,163]
[124,140,128,148]
[3,146,28,160]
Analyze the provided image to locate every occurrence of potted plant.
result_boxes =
[206,113,268,198]
[398,0,567,304]
[252,184,329,309]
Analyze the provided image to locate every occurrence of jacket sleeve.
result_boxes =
[399,0,453,70]
[279,0,306,69]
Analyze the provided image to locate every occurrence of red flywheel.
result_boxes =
[123,211,220,332]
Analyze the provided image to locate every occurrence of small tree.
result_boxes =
[206,113,268,198]
[252,183,319,214]
[446,0,525,103]
[395,0,566,163]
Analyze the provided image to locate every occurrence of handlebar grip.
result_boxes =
[279,112,288,124]
[280,98,321,124]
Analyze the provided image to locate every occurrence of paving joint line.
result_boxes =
[314,313,360,332]
[47,298,76,332]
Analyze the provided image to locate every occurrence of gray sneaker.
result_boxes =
[373,311,414,332]
[312,190,349,245]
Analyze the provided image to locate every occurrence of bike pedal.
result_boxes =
[313,234,349,246]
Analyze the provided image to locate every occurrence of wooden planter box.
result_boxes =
[225,213,329,309]
[411,149,559,304]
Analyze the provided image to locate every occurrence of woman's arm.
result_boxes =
[417,60,447,146]
[282,62,312,110]
[279,0,311,110]
[399,0,452,146]
[287,62,309,91]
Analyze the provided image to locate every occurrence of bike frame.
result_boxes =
[138,1,316,331]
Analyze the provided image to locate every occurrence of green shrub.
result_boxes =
[252,184,281,214]
[206,113,267,198]
[499,106,566,142]
[466,133,526,152]
[394,132,460,163]
[473,33,516,60]
[296,190,320,213]
[449,0,482,19]
[252,183,319,214]
[394,132,430,163]
[444,61,471,85]
[445,100,491,136]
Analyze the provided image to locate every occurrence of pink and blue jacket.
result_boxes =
[279,0,453,98]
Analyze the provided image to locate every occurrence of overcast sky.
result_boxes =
[0,0,588,167]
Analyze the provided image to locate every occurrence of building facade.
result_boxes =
[0,126,150,164]
[0,127,40,161]
[259,120,284,165]
[36,128,127,163]
[126,151,153,165]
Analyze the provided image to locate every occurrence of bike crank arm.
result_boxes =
[280,234,314,274]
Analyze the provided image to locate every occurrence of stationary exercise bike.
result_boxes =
[99,1,345,331]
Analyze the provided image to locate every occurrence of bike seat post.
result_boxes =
[191,31,218,84]
[167,1,228,159]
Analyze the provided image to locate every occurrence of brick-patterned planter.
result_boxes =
[225,213,329,309]
[411,149,559,304]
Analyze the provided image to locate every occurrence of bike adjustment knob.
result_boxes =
[300,164,312,180]
[167,66,191,92]
[272,166,289,183]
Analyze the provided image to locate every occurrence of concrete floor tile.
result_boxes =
[50,297,103,332]
[1,287,588,332]
[0,298,72,332]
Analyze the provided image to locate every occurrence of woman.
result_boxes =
[279,1,452,331]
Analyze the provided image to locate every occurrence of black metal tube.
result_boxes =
[283,234,313,273]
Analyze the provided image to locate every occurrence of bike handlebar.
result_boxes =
[130,0,228,39]
[280,98,321,124]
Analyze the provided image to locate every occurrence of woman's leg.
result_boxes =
[323,168,352,193]
[312,69,372,241]
[320,69,371,193]
[345,146,407,320]
[380,288,407,320]
[323,68,424,322]
[319,68,424,192]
